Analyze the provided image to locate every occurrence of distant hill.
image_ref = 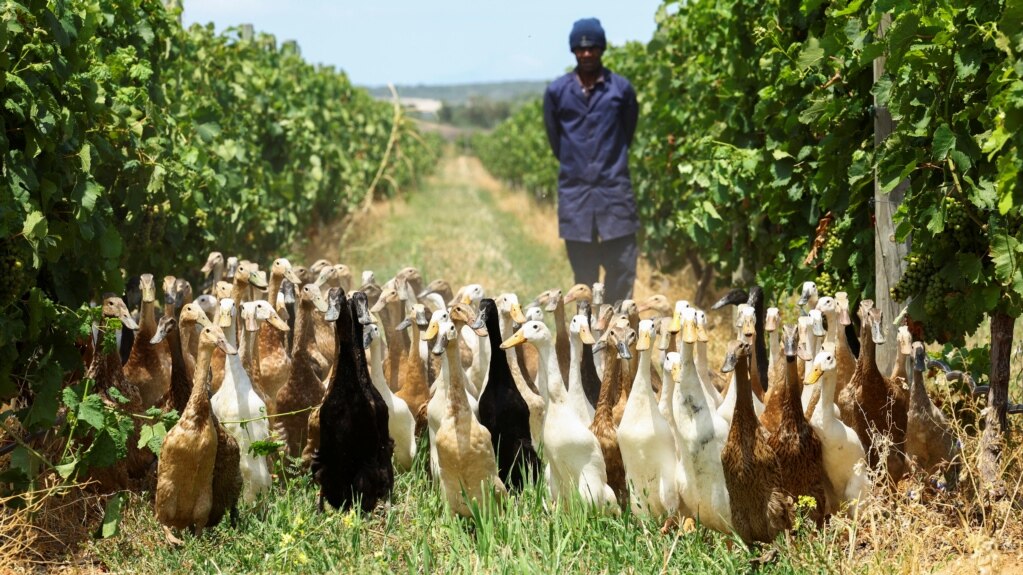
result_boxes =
[362,80,548,105]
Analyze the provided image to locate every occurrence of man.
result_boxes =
[543,17,639,304]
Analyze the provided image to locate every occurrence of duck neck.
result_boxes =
[535,339,566,405]
[442,343,470,414]
[139,300,156,338]
[368,337,389,397]
[857,320,877,375]
[633,347,652,398]
[268,275,282,312]
[824,310,839,349]
[241,327,260,379]
[816,369,837,425]
[486,316,512,387]
[91,323,124,389]
[695,339,709,377]
[781,355,804,420]
[231,278,249,308]
[568,332,583,393]
[292,300,313,357]
[188,341,215,420]
[732,354,757,435]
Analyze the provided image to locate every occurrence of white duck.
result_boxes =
[502,321,618,511]
[692,308,723,408]
[806,346,870,514]
[671,306,731,533]
[566,313,597,425]
[210,298,278,503]
[494,293,545,446]
[617,319,679,518]
[365,323,417,472]
[800,309,827,413]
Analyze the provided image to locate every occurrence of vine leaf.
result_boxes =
[932,124,956,161]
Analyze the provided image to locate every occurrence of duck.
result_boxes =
[155,325,236,542]
[565,313,597,426]
[370,283,407,392]
[816,296,857,397]
[692,308,724,408]
[313,289,395,512]
[210,263,268,394]
[476,298,540,491]
[123,274,173,409]
[502,321,618,511]
[168,303,213,413]
[150,316,190,416]
[161,275,178,319]
[590,320,632,504]
[364,322,417,472]
[533,288,571,386]
[425,307,481,477]
[711,286,769,392]
[494,293,545,446]
[394,303,432,435]
[445,303,485,408]
[496,293,539,390]
[617,319,679,519]
[302,288,345,469]
[275,283,329,460]
[310,266,340,373]
[200,251,225,294]
[574,299,603,411]
[837,300,908,482]
[764,307,785,389]
[636,294,672,319]
[806,346,870,513]
[760,325,827,525]
[716,305,766,426]
[211,299,282,503]
[432,319,507,516]
[258,258,302,412]
[85,295,152,490]
[670,306,731,534]
[720,340,793,544]
[905,341,960,488]
[798,310,827,413]
[418,278,453,313]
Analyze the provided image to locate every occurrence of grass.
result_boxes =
[86,437,843,574]
[8,148,1023,573]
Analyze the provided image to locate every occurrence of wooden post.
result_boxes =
[873,13,909,375]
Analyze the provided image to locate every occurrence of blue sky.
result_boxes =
[181,1,663,86]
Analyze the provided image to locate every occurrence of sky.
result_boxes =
[181,1,663,86]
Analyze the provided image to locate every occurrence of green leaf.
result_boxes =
[108,386,129,404]
[702,200,722,220]
[22,211,47,240]
[932,124,956,161]
[991,226,1022,286]
[55,459,78,480]
[957,253,982,282]
[100,493,123,539]
[77,395,107,431]
[796,38,824,70]
[196,122,222,142]
[79,144,91,173]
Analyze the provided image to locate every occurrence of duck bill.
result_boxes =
[741,315,756,338]
[216,334,238,355]
[870,319,886,344]
[353,293,373,325]
[218,309,233,329]
[636,329,652,352]
[543,293,559,313]
[720,349,738,373]
[469,307,488,332]
[669,310,683,334]
[244,313,259,332]
[912,344,927,372]
[312,295,329,314]
[798,283,814,306]
[422,318,439,340]
[500,329,527,350]
[681,319,698,344]
[615,340,632,360]
[811,313,826,337]
[671,361,682,383]
[579,323,596,345]
[806,366,824,385]
[838,304,852,326]
[150,322,170,344]
[431,332,448,356]
[764,310,780,332]
[898,331,913,355]
[284,268,302,285]
[395,317,412,332]
[268,314,290,331]
[248,270,268,289]
[509,303,527,324]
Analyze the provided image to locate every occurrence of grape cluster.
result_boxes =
[889,252,935,302]
[0,237,33,307]
[923,275,951,316]
[815,271,837,297]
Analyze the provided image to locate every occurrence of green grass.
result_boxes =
[319,151,574,302]
[89,437,846,574]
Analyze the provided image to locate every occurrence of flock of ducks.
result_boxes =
[79,253,962,545]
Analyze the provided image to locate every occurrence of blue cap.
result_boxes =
[569,18,606,51]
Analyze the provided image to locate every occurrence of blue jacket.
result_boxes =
[543,68,639,242]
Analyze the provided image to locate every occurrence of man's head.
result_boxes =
[570,18,605,73]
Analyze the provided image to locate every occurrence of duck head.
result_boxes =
[272,258,302,285]
[149,316,177,344]
[500,320,550,350]
[668,300,691,334]
[563,283,592,306]
[139,273,156,304]
[806,346,837,385]
[569,313,596,345]
[431,320,459,356]
[246,300,290,332]
[324,287,345,322]
[200,325,237,355]
[797,281,819,307]
[858,300,886,344]
[637,294,671,317]
[102,294,139,331]
[720,339,751,374]
[301,284,329,314]
[201,251,224,278]
[764,307,781,333]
